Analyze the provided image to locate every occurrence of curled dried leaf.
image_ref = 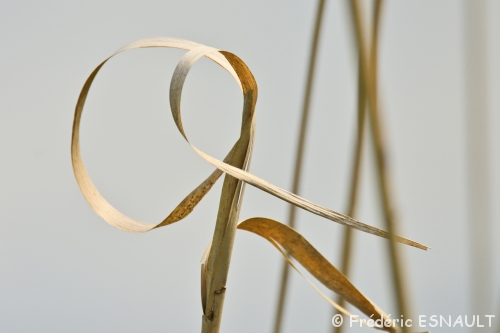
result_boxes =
[71,37,427,332]
[71,38,426,250]
[238,217,397,332]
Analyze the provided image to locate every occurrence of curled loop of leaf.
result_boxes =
[71,37,426,249]
[71,37,426,331]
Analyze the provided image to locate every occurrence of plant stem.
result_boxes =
[334,1,386,332]
[201,69,256,333]
[347,0,411,330]
[464,0,493,322]
[273,0,326,332]
[333,50,366,333]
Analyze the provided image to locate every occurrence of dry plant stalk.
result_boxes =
[334,50,367,333]
[276,2,405,333]
[335,1,383,332]
[274,1,326,332]
[71,37,426,333]
[348,0,413,329]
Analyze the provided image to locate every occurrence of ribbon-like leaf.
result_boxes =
[71,37,427,332]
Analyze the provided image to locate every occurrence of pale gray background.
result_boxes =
[1,1,499,332]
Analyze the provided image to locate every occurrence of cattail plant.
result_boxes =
[71,37,426,333]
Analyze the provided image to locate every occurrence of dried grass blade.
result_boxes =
[71,36,428,333]
[238,217,397,332]
[71,37,426,249]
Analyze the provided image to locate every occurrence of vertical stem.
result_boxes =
[200,146,249,333]
[273,0,326,332]
[348,0,412,330]
[464,0,492,325]
[201,71,256,332]
[333,3,383,331]
[333,51,366,333]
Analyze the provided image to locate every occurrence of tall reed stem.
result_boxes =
[201,163,246,333]
[347,0,411,330]
[464,0,493,323]
[201,83,256,333]
[334,2,384,332]
[273,0,326,332]
[333,50,366,333]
